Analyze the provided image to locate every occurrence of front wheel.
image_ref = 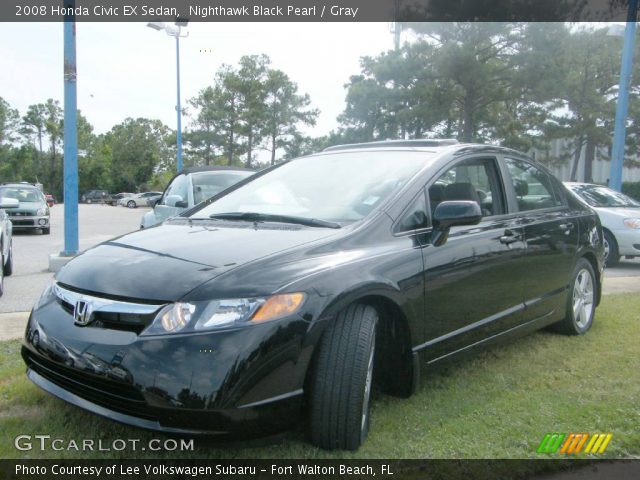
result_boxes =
[603,230,620,267]
[552,258,596,335]
[3,241,13,276]
[308,304,377,450]
[127,200,136,209]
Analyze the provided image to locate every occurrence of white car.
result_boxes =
[117,191,162,209]
[565,182,640,266]
[0,196,18,296]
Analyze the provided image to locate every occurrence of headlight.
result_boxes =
[623,218,640,229]
[141,293,306,336]
[34,278,56,309]
[37,207,48,216]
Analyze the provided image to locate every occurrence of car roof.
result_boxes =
[317,140,530,160]
[182,166,255,174]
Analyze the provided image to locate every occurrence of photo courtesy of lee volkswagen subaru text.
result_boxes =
[22,140,604,450]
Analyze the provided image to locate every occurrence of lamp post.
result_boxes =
[63,2,79,255]
[147,21,189,172]
[609,1,638,192]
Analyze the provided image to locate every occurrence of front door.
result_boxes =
[420,156,528,362]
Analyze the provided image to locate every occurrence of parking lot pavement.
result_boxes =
[1,203,149,314]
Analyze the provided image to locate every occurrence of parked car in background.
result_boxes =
[45,194,56,207]
[23,140,604,450]
[141,167,254,228]
[565,182,640,266]
[108,192,134,206]
[0,183,50,234]
[118,191,162,208]
[81,190,110,204]
[0,196,17,296]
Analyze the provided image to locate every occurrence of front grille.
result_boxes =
[59,298,156,334]
[55,283,164,334]
[8,211,36,217]
[24,349,155,420]
[11,219,35,226]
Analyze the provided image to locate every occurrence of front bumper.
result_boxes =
[611,229,640,256]
[22,298,312,437]
[9,215,49,229]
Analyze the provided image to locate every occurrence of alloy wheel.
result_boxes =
[572,268,594,329]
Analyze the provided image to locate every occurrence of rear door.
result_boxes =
[502,157,579,321]
[421,155,528,361]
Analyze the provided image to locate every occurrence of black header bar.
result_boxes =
[2,0,635,22]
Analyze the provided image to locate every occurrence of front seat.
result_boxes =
[444,182,489,216]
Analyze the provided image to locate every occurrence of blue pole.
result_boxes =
[62,4,79,255]
[175,35,183,172]
[610,0,638,192]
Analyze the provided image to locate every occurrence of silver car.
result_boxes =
[118,191,162,209]
[565,182,640,266]
[0,183,50,234]
[0,195,17,296]
[141,167,253,228]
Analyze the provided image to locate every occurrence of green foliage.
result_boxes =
[622,182,640,201]
[187,54,318,168]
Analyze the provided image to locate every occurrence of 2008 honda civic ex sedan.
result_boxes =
[22,140,604,450]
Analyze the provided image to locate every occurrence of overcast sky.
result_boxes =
[0,22,395,138]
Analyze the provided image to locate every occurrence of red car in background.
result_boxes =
[45,194,55,207]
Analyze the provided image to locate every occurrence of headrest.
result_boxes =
[444,182,480,203]
[514,179,529,197]
[429,183,445,202]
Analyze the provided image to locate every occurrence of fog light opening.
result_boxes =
[38,219,47,226]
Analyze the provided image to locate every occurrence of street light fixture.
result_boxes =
[147,20,189,172]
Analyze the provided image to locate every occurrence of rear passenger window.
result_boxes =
[505,159,562,211]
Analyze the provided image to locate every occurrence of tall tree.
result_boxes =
[0,97,19,145]
[237,55,269,168]
[263,69,319,165]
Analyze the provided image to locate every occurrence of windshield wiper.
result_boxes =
[208,212,341,229]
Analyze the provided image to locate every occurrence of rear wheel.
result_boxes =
[552,258,596,335]
[0,251,4,298]
[127,200,136,209]
[603,230,620,267]
[308,304,377,450]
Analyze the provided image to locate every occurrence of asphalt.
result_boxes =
[0,204,638,341]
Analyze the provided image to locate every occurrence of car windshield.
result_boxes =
[192,171,252,204]
[0,186,43,203]
[571,185,640,208]
[191,151,432,224]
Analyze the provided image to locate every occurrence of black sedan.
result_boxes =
[22,140,604,450]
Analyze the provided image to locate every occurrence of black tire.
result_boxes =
[603,230,620,267]
[127,200,136,209]
[3,241,13,276]
[86,199,92,204]
[308,304,378,450]
[552,258,596,335]
[42,227,50,235]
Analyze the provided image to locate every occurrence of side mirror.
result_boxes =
[432,200,482,246]
[0,198,19,209]
[164,195,184,208]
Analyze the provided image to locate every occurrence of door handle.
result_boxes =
[499,229,521,245]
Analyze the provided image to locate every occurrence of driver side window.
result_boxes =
[429,158,505,218]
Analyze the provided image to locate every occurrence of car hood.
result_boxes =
[55,221,341,302]
[14,202,44,212]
